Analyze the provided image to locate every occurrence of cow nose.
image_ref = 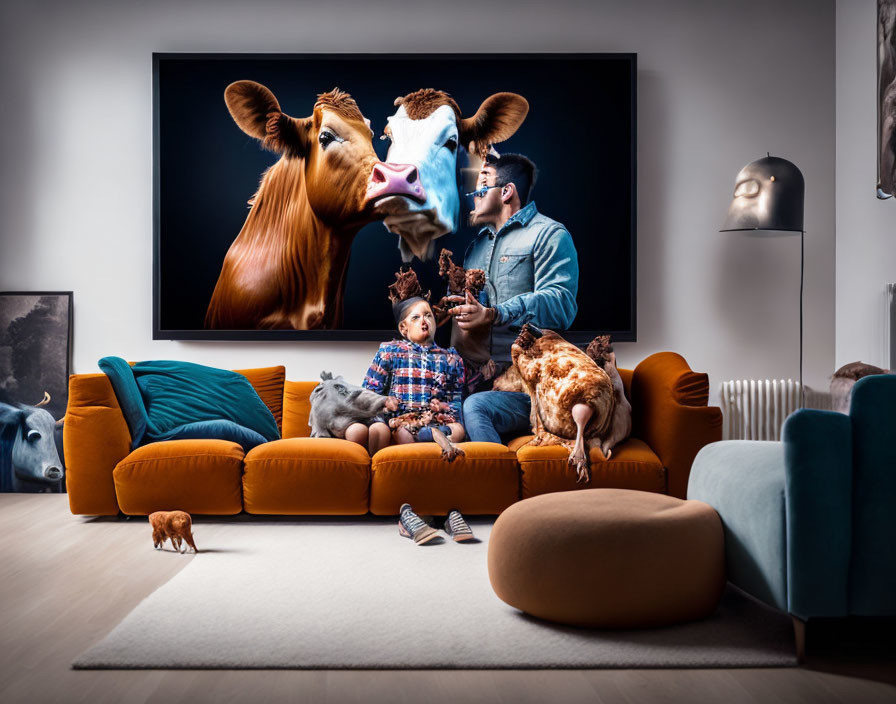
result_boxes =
[45,466,63,480]
[403,165,419,184]
[367,162,426,204]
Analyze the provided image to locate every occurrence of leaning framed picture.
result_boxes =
[0,291,72,493]
[153,53,637,343]
[879,0,895,198]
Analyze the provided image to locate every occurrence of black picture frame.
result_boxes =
[878,0,895,199]
[152,53,637,344]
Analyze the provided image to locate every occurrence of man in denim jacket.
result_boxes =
[448,153,579,442]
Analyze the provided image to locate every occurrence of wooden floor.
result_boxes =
[1,495,894,704]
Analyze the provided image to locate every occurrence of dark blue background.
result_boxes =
[156,54,635,342]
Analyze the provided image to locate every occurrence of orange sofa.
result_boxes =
[64,352,722,517]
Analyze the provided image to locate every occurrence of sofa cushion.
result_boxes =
[369,442,519,516]
[513,437,666,498]
[113,439,244,515]
[243,438,370,515]
[281,381,317,438]
[98,357,281,449]
[236,366,286,432]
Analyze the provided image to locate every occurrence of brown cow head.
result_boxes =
[225,81,417,229]
[376,89,529,261]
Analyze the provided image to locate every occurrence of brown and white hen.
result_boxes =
[511,324,615,483]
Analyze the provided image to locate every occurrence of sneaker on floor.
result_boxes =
[398,503,440,545]
[444,509,475,542]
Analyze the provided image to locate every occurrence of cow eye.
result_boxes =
[444,137,458,153]
[27,429,41,442]
[319,130,343,149]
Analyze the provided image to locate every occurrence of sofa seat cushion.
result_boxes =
[243,438,370,515]
[369,442,519,516]
[113,439,244,515]
[512,436,666,498]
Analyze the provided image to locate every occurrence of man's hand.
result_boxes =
[447,291,497,331]
[384,396,400,412]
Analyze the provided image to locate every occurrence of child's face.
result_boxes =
[399,300,436,345]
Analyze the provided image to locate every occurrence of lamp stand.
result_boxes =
[799,230,804,408]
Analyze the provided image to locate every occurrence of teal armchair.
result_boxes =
[687,374,896,657]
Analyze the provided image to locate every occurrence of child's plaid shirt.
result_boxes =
[362,339,466,423]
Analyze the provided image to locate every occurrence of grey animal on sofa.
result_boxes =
[308,372,388,439]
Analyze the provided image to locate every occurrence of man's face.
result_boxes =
[468,164,505,227]
[398,299,436,345]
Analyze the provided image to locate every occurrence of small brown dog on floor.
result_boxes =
[149,510,198,553]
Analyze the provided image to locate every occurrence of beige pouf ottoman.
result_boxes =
[488,489,725,628]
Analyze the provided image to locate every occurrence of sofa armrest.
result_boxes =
[782,409,852,620]
[631,352,722,498]
[688,410,853,620]
[64,374,131,515]
[688,440,789,612]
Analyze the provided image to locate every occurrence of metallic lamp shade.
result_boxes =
[720,156,804,232]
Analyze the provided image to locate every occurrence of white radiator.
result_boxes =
[720,379,832,441]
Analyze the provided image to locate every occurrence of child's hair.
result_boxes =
[388,267,432,325]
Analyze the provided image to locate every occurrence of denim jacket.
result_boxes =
[463,201,579,363]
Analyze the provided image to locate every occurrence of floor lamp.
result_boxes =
[720,154,806,407]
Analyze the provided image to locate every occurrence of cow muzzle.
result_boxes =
[366,162,427,205]
[44,466,63,481]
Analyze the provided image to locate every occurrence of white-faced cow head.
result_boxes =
[374,89,529,261]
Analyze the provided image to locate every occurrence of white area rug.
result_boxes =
[73,520,797,669]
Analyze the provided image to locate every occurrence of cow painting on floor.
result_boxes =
[0,292,70,491]
[0,397,64,493]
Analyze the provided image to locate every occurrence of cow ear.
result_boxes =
[225,81,281,140]
[0,403,23,428]
[459,93,529,159]
[225,80,312,157]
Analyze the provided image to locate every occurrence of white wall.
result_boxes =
[836,0,896,370]
[0,0,836,401]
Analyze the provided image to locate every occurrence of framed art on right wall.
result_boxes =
[879,0,895,198]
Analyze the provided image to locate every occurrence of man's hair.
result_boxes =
[487,153,537,205]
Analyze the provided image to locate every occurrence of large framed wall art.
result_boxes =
[153,53,637,342]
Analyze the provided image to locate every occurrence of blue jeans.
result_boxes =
[463,391,531,443]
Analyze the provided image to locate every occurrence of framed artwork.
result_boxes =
[879,0,895,198]
[153,53,637,343]
[0,292,72,492]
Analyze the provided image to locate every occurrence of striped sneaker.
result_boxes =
[443,509,475,542]
[398,503,441,545]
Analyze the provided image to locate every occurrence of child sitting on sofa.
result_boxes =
[349,269,472,545]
